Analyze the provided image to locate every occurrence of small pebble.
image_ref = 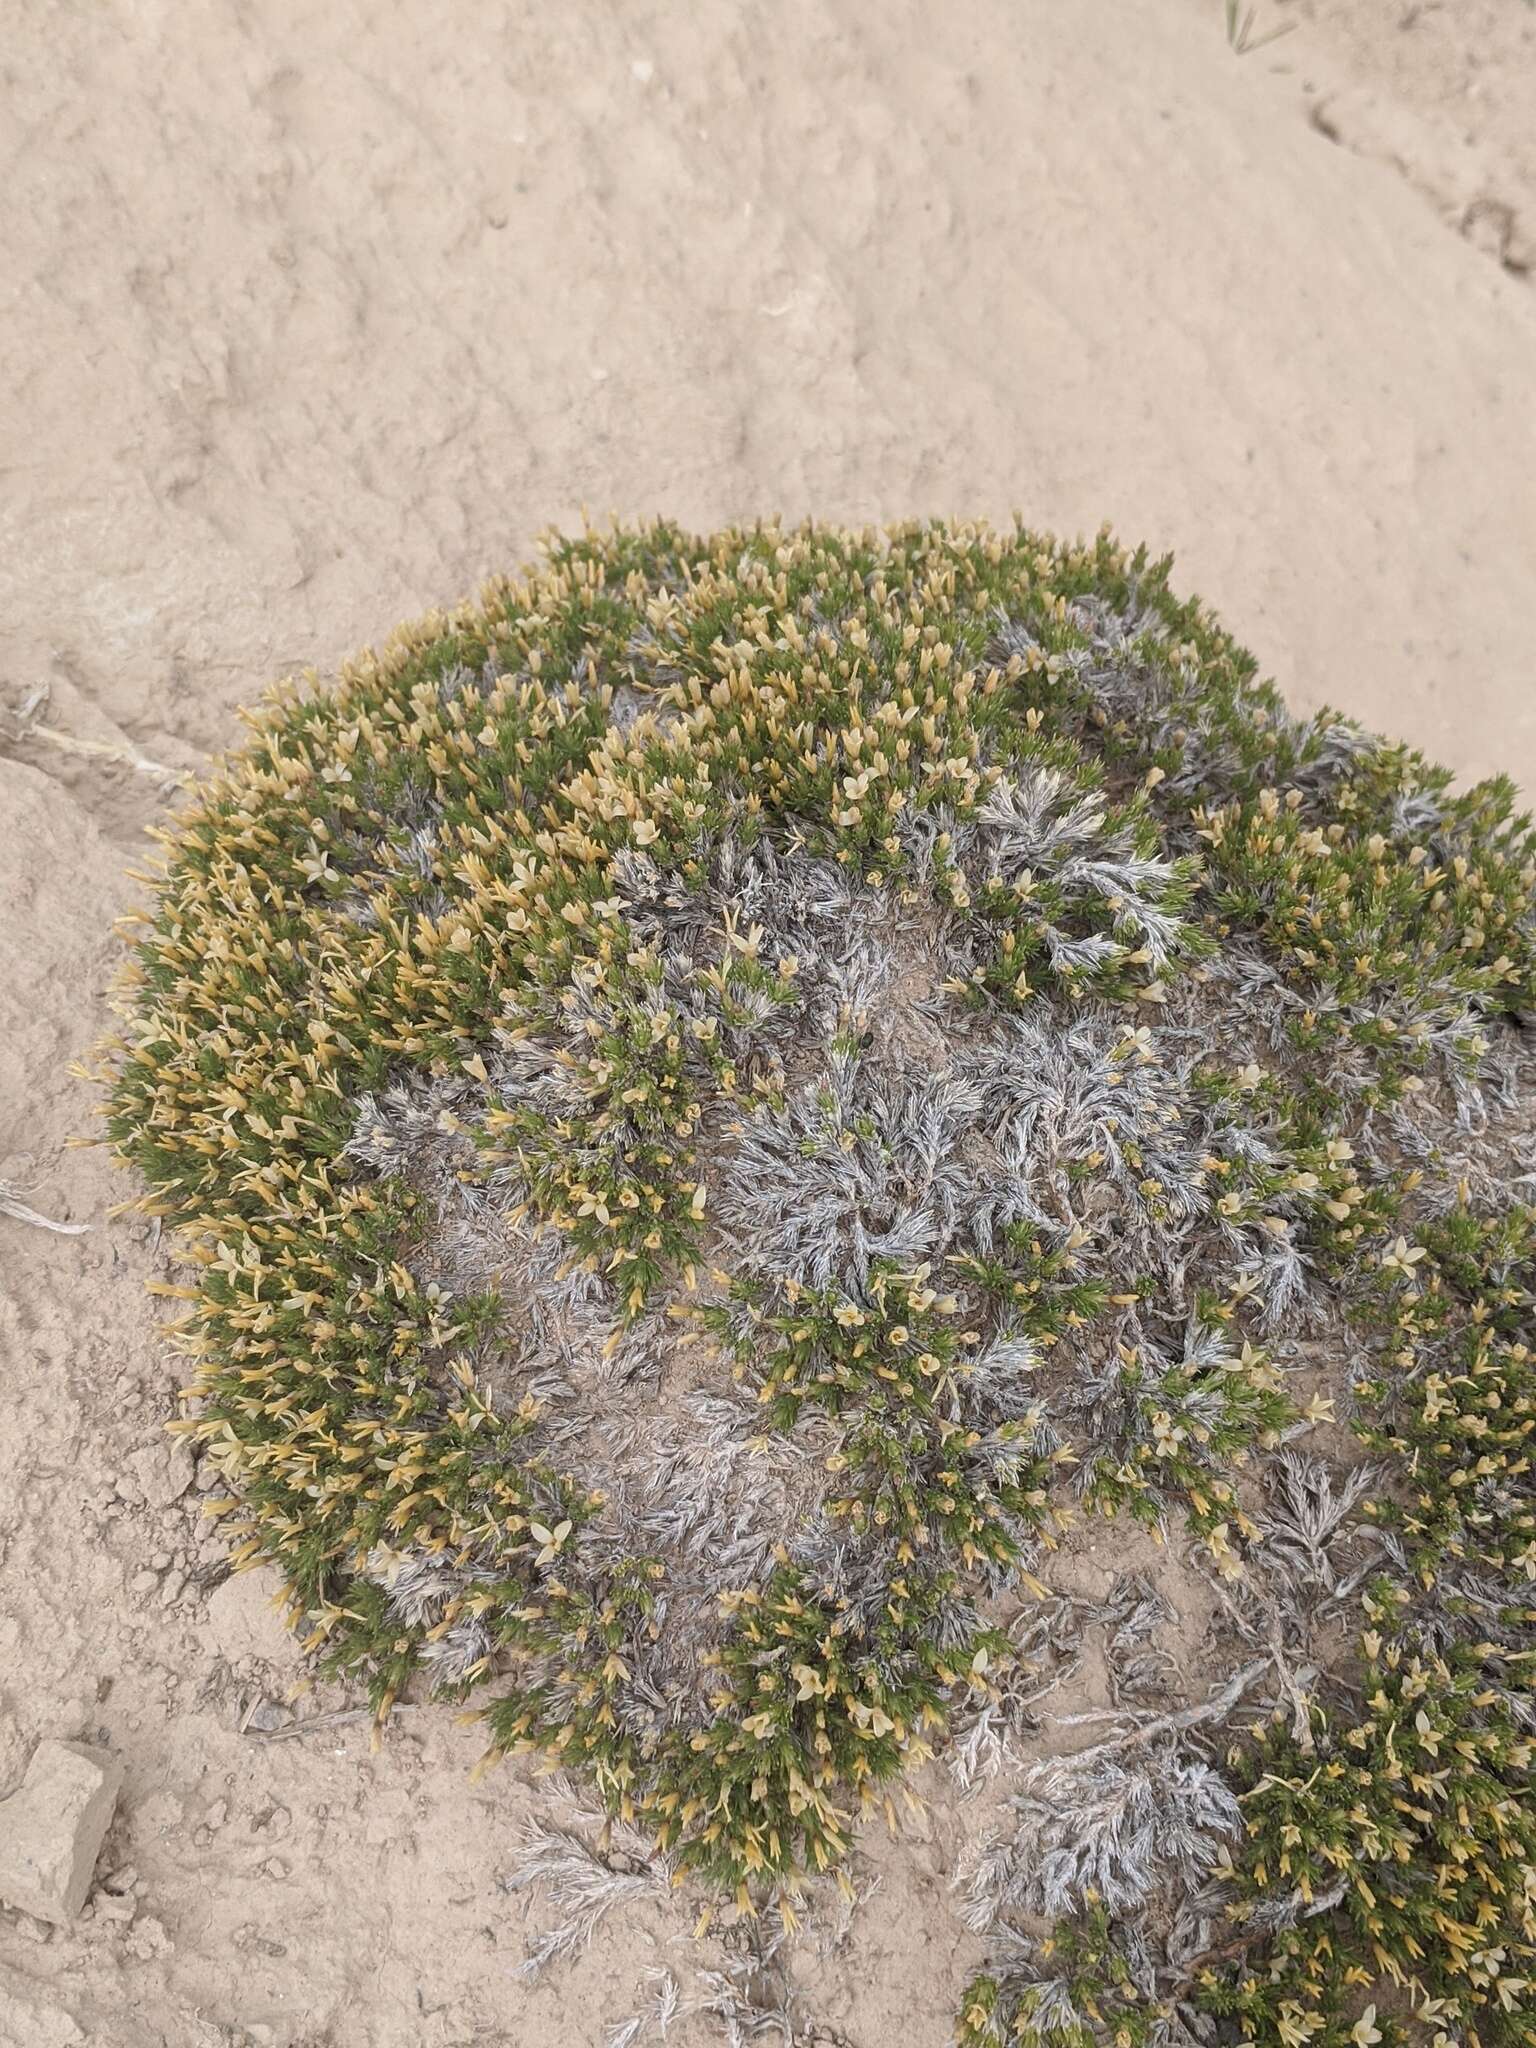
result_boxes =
[53,1697,95,1742]
[125,1913,172,1960]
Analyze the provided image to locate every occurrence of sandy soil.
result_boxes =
[2,3,1533,2044]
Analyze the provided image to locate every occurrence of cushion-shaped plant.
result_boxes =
[101,522,1536,2046]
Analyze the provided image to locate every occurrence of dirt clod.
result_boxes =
[0,1740,124,1927]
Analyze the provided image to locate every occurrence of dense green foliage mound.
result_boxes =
[101,521,1536,2046]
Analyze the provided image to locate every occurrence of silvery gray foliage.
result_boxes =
[603,1970,686,2048]
[948,1571,1235,1795]
[518,1379,846,1732]
[1261,1451,1378,1595]
[719,1051,983,1290]
[1061,1319,1253,1478]
[956,1008,1327,1330]
[967,765,1191,973]
[961,1327,1049,1425]
[693,1962,796,2048]
[716,989,1321,1325]
[342,1074,478,1172]
[364,1546,502,1687]
[603,1869,882,2044]
[588,1390,830,1612]
[498,1815,674,1979]
[705,835,882,981]
[948,1595,1093,1791]
[600,1912,805,2048]
[366,1546,476,1628]
[991,596,1371,821]
[959,1011,1214,1256]
[795,1528,990,1676]
[960,1745,1242,1926]
[593,832,907,1088]
[1102,1572,1183,1709]
[977,1917,1215,2048]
